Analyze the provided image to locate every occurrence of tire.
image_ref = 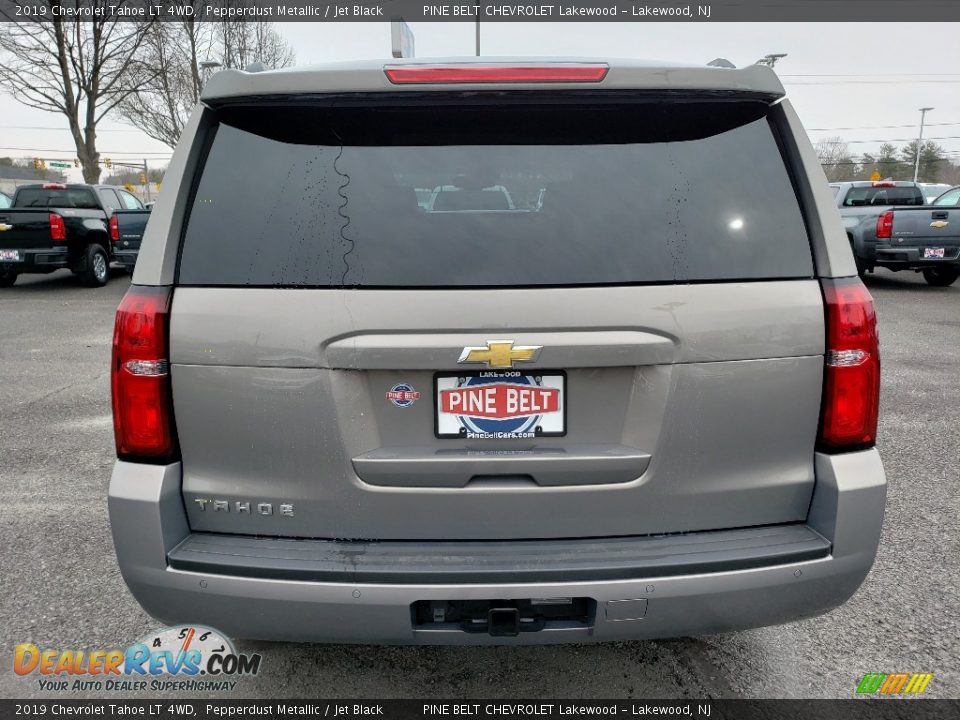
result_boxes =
[0,271,17,287]
[81,244,110,287]
[922,266,960,287]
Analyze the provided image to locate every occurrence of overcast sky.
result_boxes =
[2,21,959,181]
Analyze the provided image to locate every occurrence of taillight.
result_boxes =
[111,286,177,461]
[876,211,894,239]
[818,278,880,451]
[49,213,66,241]
[108,214,120,242]
[384,63,609,85]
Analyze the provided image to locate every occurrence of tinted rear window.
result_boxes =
[841,186,924,207]
[14,188,99,209]
[178,100,813,287]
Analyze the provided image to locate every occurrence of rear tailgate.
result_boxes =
[113,209,151,253]
[170,94,823,541]
[0,209,57,253]
[891,207,960,260]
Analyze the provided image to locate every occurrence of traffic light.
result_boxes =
[74,158,80,168]
[104,158,113,169]
[139,172,147,184]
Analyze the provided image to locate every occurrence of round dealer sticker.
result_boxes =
[386,383,421,408]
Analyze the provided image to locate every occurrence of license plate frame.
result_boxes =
[0,249,21,262]
[924,247,946,258]
[434,370,567,439]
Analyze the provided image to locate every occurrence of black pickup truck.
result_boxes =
[0,183,150,287]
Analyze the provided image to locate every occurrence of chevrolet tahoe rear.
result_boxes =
[108,59,886,644]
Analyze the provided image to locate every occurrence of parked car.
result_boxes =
[830,180,927,276]
[918,182,952,204]
[931,185,960,207]
[853,204,960,286]
[0,183,150,287]
[109,58,885,644]
[0,191,11,209]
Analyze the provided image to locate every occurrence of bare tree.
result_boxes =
[0,1,155,183]
[118,12,294,148]
[814,136,857,182]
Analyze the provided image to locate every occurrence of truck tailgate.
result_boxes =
[0,210,57,250]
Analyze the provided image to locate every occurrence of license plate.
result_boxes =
[0,249,20,262]
[435,371,566,439]
[924,247,946,258]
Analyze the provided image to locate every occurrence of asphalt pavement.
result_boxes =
[0,267,957,699]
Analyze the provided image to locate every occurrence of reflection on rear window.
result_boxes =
[179,101,813,287]
[842,186,924,207]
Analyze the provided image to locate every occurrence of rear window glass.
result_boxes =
[178,100,813,287]
[14,188,99,209]
[841,186,924,207]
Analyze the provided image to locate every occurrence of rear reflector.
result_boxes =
[49,213,66,242]
[871,180,896,188]
[111,286,177,461]
[876,210,894,239]
[108,214,120,242]
[818,278,880,451]
[384,64,609,85]
[42,183,66,189]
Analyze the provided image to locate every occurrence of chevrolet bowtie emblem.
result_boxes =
[0,224,12,232]
[458,340,542,369]
[930,220,949,229]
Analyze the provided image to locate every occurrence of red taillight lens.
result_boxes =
[384,64,609,85]
[818,278,880,451]
[49,213,66,241]
[876,211,894,239]
[108,214,120,242]
[111,286,177,461]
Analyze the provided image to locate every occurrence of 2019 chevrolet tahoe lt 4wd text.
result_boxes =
[108,59,886,644]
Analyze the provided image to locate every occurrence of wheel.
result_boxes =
[854,256,870,278]
[81,244,110,287]
[0,271,17,287]
[922,266,960,287]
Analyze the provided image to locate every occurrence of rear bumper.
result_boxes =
[871,244,960,268]
[0,246,68,273]
[108,451,886,644]
[112,249,139,271]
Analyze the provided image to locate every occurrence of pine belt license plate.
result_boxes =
[924,247,945,258]
[0,250,20,262]
[435,371,566,439]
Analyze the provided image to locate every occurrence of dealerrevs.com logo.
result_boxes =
[14,625,260,692]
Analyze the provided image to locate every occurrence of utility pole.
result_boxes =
[143,159,150,202]
[475,17,480,56]
[913,107,934,183]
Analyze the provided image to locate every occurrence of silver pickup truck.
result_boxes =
[832,180,960,286]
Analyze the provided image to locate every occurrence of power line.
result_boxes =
[784,80,960,85]
[782,73,960,78]
[0,146,172,156]
[807,122,960,132]
[0,125,142,133]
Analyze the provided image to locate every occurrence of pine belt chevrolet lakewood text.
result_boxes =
[108,58,886,644]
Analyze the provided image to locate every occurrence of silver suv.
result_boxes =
[108,59,885,644]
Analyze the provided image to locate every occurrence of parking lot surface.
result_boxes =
[0,268,957,698]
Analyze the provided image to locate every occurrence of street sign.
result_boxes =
[391,18,415,58]
[48,161,71,169]
[870,170,881,182]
